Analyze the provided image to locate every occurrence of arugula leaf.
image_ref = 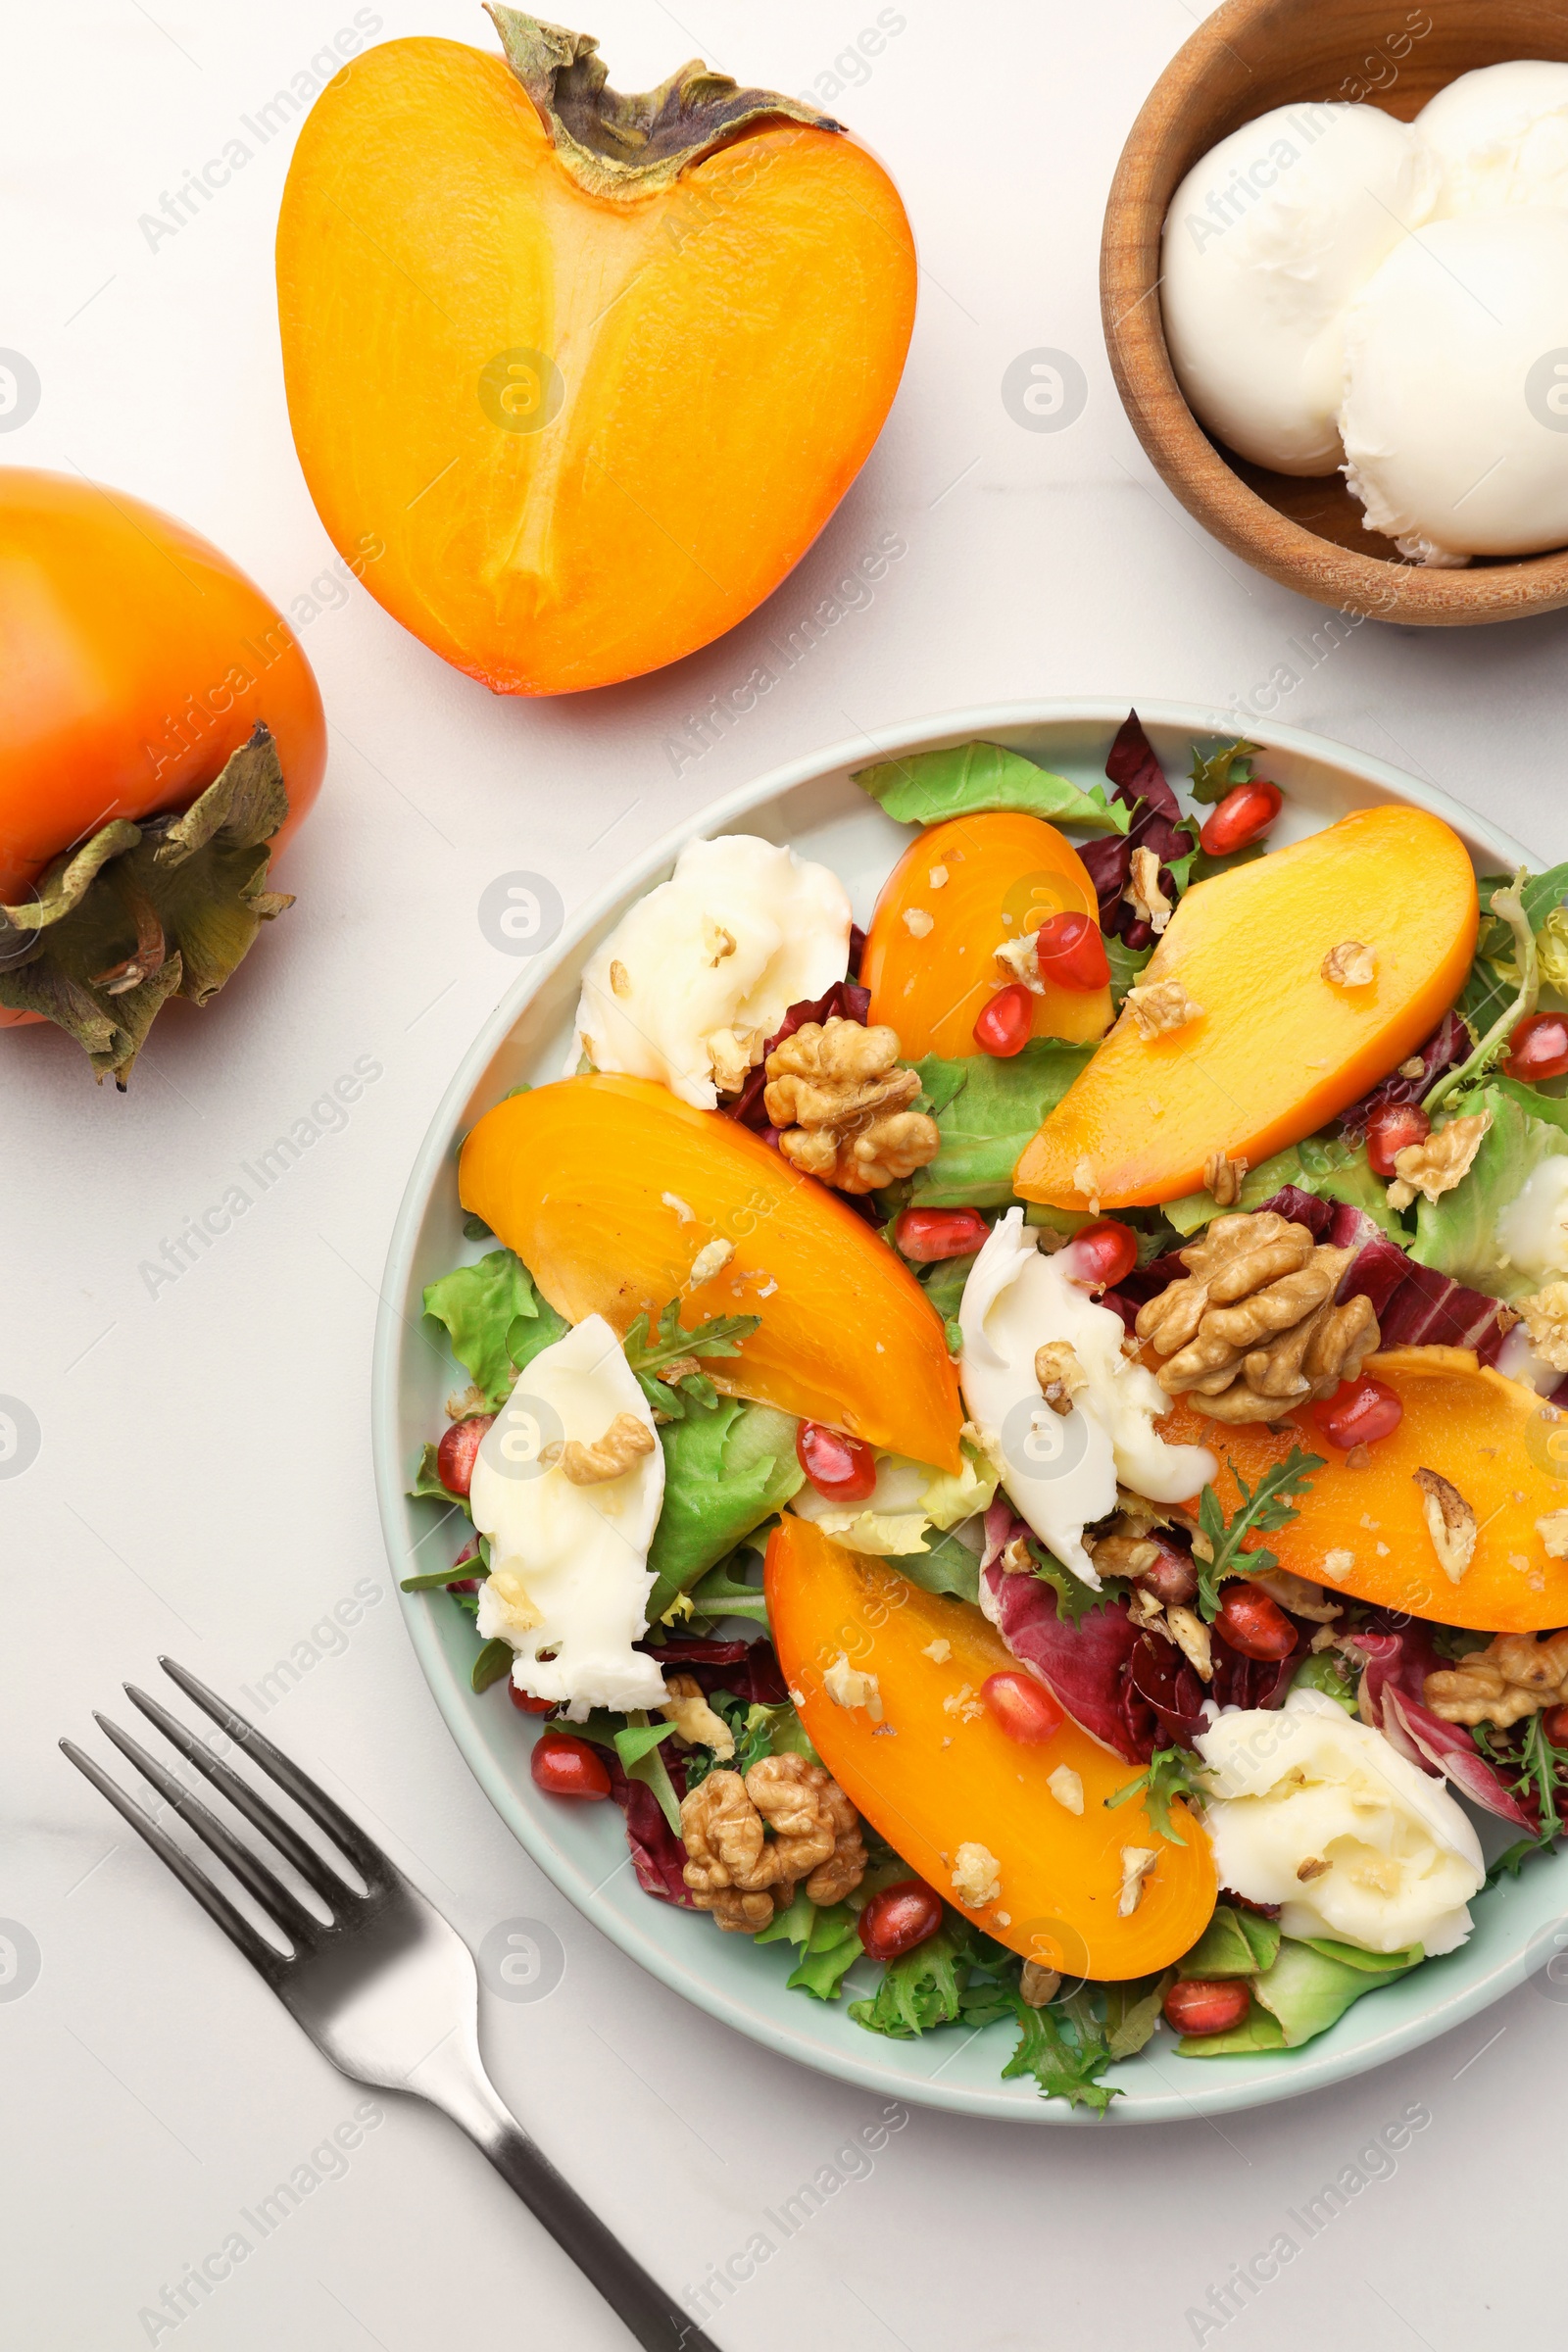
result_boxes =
[907,1039,1098,1209]
[423,1250,543,1410]
[999,1984,1119,2116]
[623,1298,761,1418]
[1103,1970,1173,2060]
[1105,1746,1202,1845]
[612,1719,679,1769]
[895,1532,981,1604]
[1188,739,1260,805]
[471,1638,513,1693]
[1195,1446,1324,1621]
[645,1397,802,1622]
[401,1562,483,1591]
[1482,1713,1567,1884]
[854,741,1130,836]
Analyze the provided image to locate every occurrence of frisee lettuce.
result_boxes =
[1188,738,1261,805]
[1105,1746,1203,1845]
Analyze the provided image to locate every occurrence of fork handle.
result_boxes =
[419,2052,720,2352]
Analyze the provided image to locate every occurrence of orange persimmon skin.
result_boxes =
[765,1516,1215,1979]
[0,468,324,922]
[862,812,1112,1058]
[276,38,916,696]
[1013,807,1479,1209]
[1159,1348,1568,1632]
[459,1075,963,1470]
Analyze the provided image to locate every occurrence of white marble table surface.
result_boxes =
[5,2,1566,2346]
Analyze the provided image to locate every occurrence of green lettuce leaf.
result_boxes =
[1177,2001,1289,2056]
[645,1398,803,1622]
[1162,1135,1392,1239]
[422,1250,549,1409]
[1104,935,1153,1010]
[1178,1903,1282,1979]
[1409,1082,1568,1301]
[685,1549,772,1628]
[894,1531,982,1603]
[906,1038,1098,1208]
[1188,739,1261,805]
[854,742,1130,835]
[1251,1936,1420,2046]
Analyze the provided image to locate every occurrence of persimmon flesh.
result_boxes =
[765,1515,1216,1979]
[1158,1347,1568,1632]
[1013,807,1479,1209]
[459,1075,963,1469]
[276,26,916,695]
[863,811,1112,1059]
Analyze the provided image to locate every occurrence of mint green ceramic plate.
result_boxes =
[371,699,1561,2124]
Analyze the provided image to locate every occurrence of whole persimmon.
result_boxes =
[0,469,325,1085]
[275,8,917,696]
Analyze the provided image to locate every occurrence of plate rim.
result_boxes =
[371,695,1551,2125]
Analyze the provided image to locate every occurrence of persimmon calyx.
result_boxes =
[486,6,840,200]
[0,722,293,1090]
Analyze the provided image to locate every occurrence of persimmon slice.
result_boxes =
[863,811,1111,1059]
[1013,807,1479,1209]
[276,29,915,695]
[765,1515,1216,1980]
[1159,1347,1568,1632]
[459,1074,963,1469]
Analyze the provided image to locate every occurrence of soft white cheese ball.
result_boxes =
[1420,60,1568,215]
[1161,101,1439,473]
[1340,209,1568,562]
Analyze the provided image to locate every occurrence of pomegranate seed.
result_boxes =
[437,1414,495,1498]
[1365,1102,1431,1178]
[530,1731,612,1799]
[1063,1218,1139,1292]
[1034,910,1109,992]
[797,1421,878,1501]
[858,1879,944,1961]
[1504,1011,1568,1084]
[1544,1704,1568,1747]
[1198,781,1283,858]
[973,983,1033,1057]
[509,1683,555,1714]
[981,1670,1064,1743]
[1164,1977,1252,2036]
[1136,1544,1198,1606]
[1312,1375,1403,1452]
[1215,1582,1297,1661]
[897,1206,989,1263]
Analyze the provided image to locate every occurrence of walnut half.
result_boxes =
[678,1756,865,1931]
[1135,1209,1379,1423]
[561,1412,656,1485]
[763,1017,939,1194]
[1425,1630,1568,1727]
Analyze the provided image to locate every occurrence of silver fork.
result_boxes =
[62,1657,719,2352]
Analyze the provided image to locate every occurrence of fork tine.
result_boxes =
[157,1657,390,1886]
[95,1712,324,1949]
[124,1683,358,1912]
[60,1739,284,1981]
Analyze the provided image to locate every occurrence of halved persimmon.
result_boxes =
[1013,807,1479,1209]
[1159,1347,1568,1632]
[276,18,915,695]
[862,811,1112,1059]
[766,1515,1216,1979]
[459,1074,963,1468]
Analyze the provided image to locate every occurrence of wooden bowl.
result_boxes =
[1102,0,1568,625]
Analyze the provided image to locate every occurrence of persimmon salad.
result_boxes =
[407,713,1568,2111]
